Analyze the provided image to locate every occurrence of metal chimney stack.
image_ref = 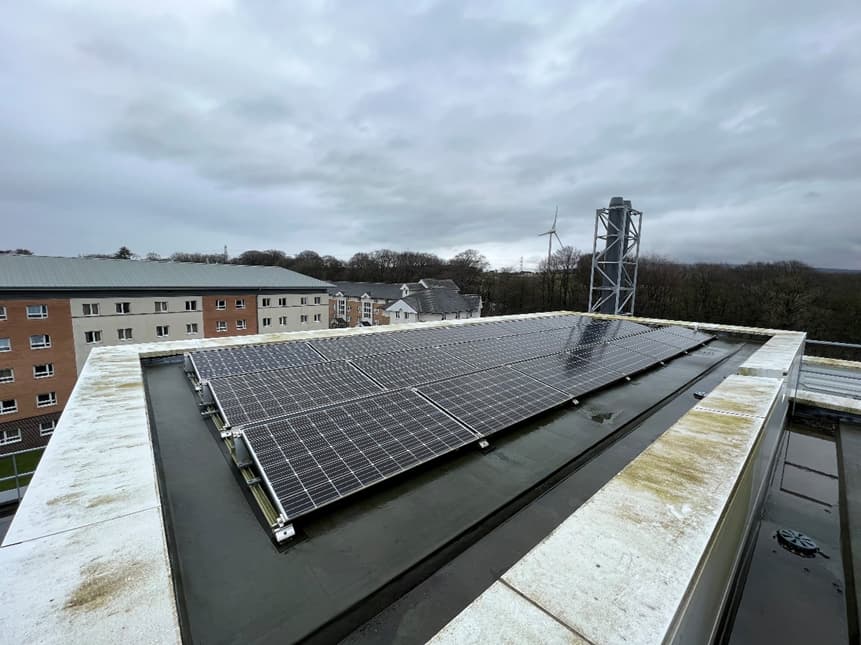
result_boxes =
[588,197,643,316]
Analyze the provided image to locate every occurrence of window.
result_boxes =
[441,313,447,320]
[30,334,51,349]
[39,420,56,437]
[186,323,199,335]
[0,338,10,352]
[82,303,100,316]
[300,297,308,305]
[262,317,271,327]
[185,300,197,311]
[262,298,271,307]
[235,299,246,309]
[155,301,168,313]
[395,311,401,319]
[156,325,169,338]
[84,331,102,344]
[0,428,21,445]
[455,312,460,319]
[216,321,227,332]
[313,313,321,322]
[26,304,48,319]
[33,364,54,379]
[278,297,287,306]
[300,314,308,324]
[216,299,226,310]
[362,302,372,319]
[0,368,13,383]
[0,305,6,320]
[1,399,17,414]
[236,320,247,330]
[117,328,133,341]
[116,302,131,314]
[314,296,322,305]
[278,316,287,326]
[337,299,346,317]
[36,392,57,408]
[404,312,410,320]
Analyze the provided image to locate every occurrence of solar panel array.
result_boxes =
[187,315,714,523]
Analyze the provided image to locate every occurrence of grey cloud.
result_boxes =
[0,0,859,269]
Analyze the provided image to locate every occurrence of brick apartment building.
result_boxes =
[329,279,481,328]
[0,255,331,455]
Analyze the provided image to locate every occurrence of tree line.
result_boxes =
[19,245,860,356]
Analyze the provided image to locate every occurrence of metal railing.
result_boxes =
[0,446,44,506]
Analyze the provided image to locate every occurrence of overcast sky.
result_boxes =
[1,1,859,269]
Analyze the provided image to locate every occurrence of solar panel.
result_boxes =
[307,332,411,360]
[647,328,711,352]
[609,333,685,362]
[208,362,382,427]
[189,342,326,380]
[349,346,478,389]
[392,321,514,348]
[510,353,621,397]
[439,327,586,369]
[241,390,479,521]
[569,342,658,376]
[417,366,571,437]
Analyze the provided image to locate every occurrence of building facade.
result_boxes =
[329,279,481,328]
[0,255,331,455]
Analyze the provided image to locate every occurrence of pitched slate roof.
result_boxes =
[0,255,332,291]
[329,281,404,300]
[393,290,481,315]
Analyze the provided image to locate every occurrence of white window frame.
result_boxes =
[0,399,17,415]
[186,323,199,335]
[404,312,410,320]
[39,420,56,436]
[300,297,308,305]
[262,317,271,327]
[82,303,100,316]
[278,297,287,307]
[337,299,346,317]
[313,313,321,322]
[236,320,247,330]
[300,314,308,324]
[117,328,133,341]
[26,304,48,319]
[278,316,287,326]
[314,296,322,305]
[235,299,246,310]
[261,298,271,307]
[155,301,168,313]
[216,299,227,310]
[30,334,51,349]
[116,302,131,314]
[216,320,227,332]
[395,311,401,319]
[36,392,57,408]
[185,300,197,311]
[362,301,372,319]
[156,325,170,338]
[0,428,21,445]
[0,338,9,352]
[33,364,54,379]
[84,330,102,344]
[0,306,6,320]
[0,368,13,383]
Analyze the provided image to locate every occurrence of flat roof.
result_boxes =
[0,313,819,644]
[0,254,333,292]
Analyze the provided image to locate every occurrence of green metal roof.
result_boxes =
[0,255,333,291]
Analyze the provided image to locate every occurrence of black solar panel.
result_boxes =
[392,321,513,348]
[609,333,684,361]
[349,346,478,388]
[190,342,326,380]
[440,327,585,369]
[242,390,479,521]
[647,328,710,352]
[417,367,571,437]
[511,353,621,397]
[307,333,410,360]
[208,362,382,427]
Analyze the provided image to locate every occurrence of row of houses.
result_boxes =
[0,255,482,455]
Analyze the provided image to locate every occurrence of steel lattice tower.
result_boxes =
[588,197,643,316]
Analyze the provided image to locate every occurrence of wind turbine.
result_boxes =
[539,206,564,268]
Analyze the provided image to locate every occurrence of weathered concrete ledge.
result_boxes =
[795,389,861,417]
[431,347,791,644]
